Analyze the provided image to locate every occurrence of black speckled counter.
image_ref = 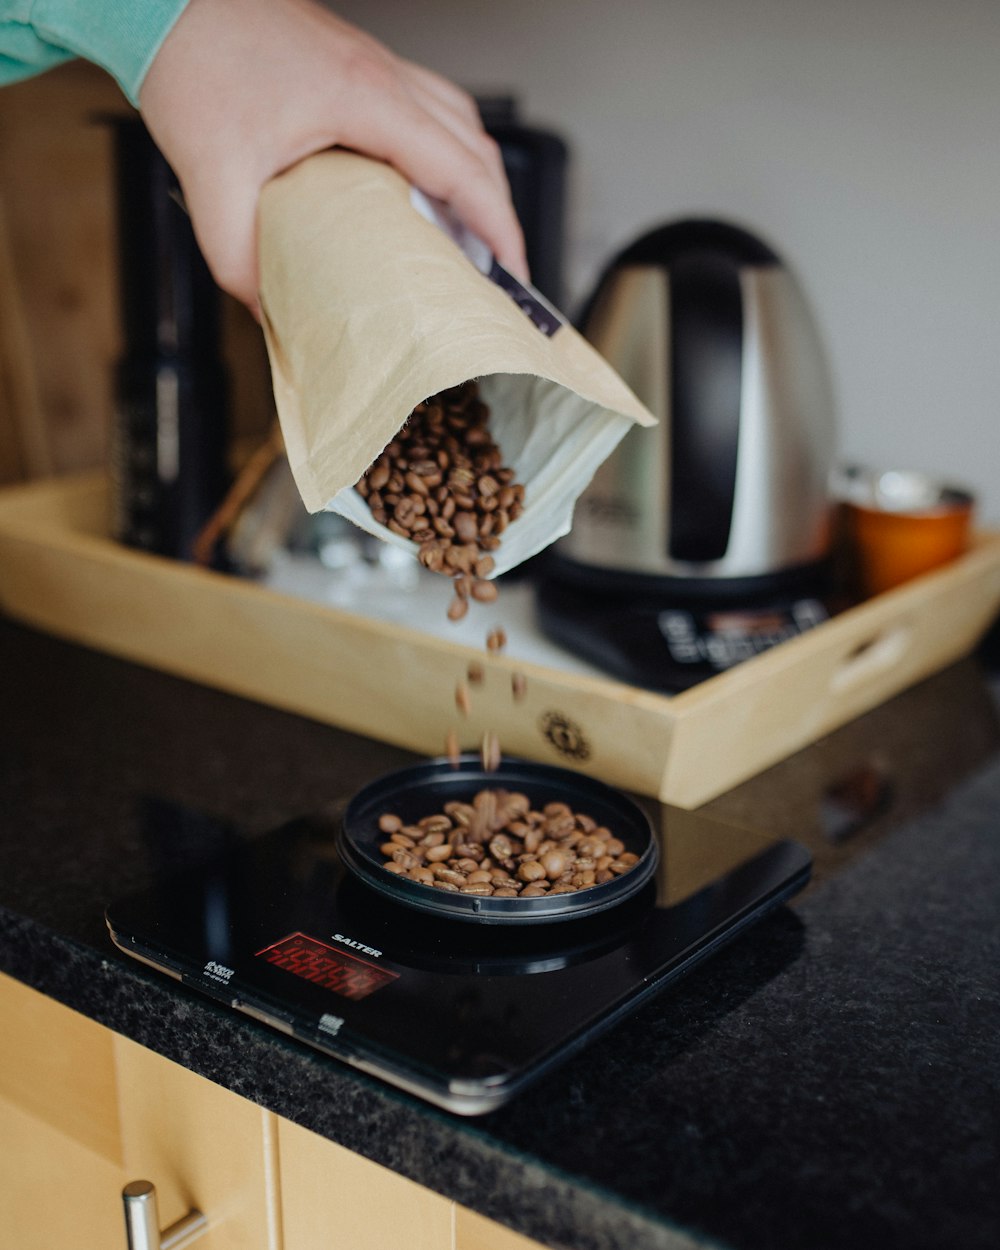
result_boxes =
[2,616,999,1250]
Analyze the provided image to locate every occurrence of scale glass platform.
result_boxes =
[107,804,810,1115]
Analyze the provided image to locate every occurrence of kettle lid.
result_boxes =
[611,217,781,270]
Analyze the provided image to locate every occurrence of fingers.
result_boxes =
[336,70,529,282]
[395,64,525,274]
[182,171,259,310]
[398,62,510,201]
[397,58,482,129]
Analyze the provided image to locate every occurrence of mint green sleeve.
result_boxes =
[0,1,190,105]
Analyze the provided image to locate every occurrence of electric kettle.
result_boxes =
[537,219,837,691]
[553,217,836,595]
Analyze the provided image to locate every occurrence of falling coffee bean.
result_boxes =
[480,730,501,773]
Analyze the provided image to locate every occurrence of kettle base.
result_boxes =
[534,562,834,694]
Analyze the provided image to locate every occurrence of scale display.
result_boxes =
[257,933,399,1001]
[107,804,811,1115]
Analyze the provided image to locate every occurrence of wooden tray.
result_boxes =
[2,472,999,808]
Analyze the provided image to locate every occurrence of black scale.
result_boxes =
[107,760,811,1116]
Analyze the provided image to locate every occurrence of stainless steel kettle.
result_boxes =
[556,219,836,597]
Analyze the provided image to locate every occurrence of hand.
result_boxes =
[139,0,527,310]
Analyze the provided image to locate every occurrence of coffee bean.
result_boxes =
[480,731,501,772]
[541,849,571,879]
[471,579,498,603]
[523,827,543,854]
[419,815,451,835]
[453,511,479,543]
[517,860,547,883]
[489,833,514,859]
[455,681,471,717]
[432,866,467,887]
[378,812,402,834]
[404,471,429,497]
[486,627,507,652]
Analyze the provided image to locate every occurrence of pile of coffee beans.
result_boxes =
[357,387,634,904]
[356,382,531,772]
[377,789,639,897]
[355,381,525,624]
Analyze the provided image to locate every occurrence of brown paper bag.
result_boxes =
[258,152,655,575]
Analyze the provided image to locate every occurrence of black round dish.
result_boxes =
[339,755,658,924]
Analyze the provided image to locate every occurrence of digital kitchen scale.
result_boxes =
[106,794,811,1115]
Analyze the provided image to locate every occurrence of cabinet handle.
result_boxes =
[122,1180,208,1250]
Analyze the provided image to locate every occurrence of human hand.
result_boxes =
[139,0,527,310]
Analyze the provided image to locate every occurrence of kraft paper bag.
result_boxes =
[257,151,655,576]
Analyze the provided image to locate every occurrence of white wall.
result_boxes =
[334,0,1000,522]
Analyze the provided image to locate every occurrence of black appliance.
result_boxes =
[107,117,229,561]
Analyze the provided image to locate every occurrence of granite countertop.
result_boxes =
[1,616,999,1250]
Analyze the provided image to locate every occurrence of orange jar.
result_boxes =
[839,469,974,597]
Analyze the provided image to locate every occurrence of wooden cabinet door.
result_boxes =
[277,1116,551,1250]
[0,972,126,1248]
[0,972,279,1250]
[114,1033,280,1250]
[455,1206,551,1250]
[278,1117,454,1250]
[0,971,550,1250]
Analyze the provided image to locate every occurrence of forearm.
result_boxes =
[0,0,189,102]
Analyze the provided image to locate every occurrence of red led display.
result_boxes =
[256,932,398,1001]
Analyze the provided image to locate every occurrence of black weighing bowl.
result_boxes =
[339,755,658,924]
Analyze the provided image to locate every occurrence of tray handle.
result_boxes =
[829,619,914,696]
